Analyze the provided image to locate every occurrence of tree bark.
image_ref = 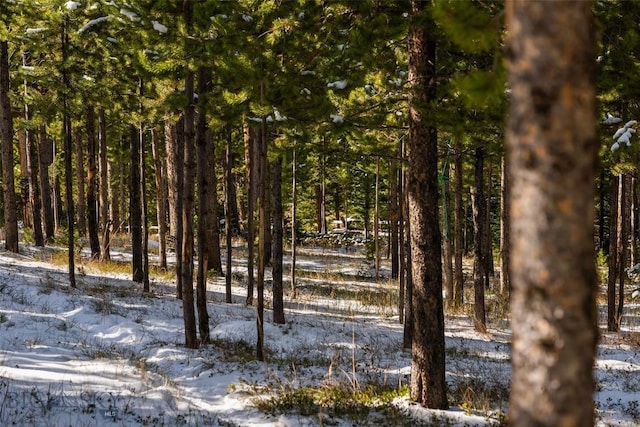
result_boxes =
[608,174,620,331]
[244,122,256,305]
[471,145,487,333]
[39,125,54,242]
[61,23,75,285]
[86,105,100,260]
[407,0,448,409]
[291,146,298,300]
[98,109,111,261]
[181,62,198,348]
[151,127,167,269]
[75,130,86,237]
[442,161,453,304]
[224,124,234,303]
[0,41,18,253]
[506,1,599,425]
[256,108,268,362]
[500,155,510,294]
[205,129,222,274]
[129,125,143,283]
[453,137,464,306]
[196,66,211,344]
[272,155,285,324]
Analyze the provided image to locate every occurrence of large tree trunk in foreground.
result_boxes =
[407,0,448,410]
[1,41,18,253]
[506,1,599,425]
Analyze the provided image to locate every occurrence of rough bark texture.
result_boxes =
[151,128,167,269]
[224,125,234,303]
[61,24,75,286]
[181,63,198,349]
[500,156,510,295]
[98,109,111,261]
[86,105,100,260]
[195,66,211,344]
[205,130,222,275]
[165,118,179,239]
[27,130,43,246]
[453,137,464,306]
[471,146,487,333]
[442,162,453,304]
[272,155,285,324]
[243,123,255,305]
[129,125,143,283]
[1,41,18,253]
[608,175,620,331]
[39,125,54,241]
[506,1,599,425]
[75,131,86,236]
[407,0,448,409]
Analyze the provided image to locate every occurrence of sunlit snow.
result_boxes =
[152,20,168,34]
[65,1,81,10]
[327,80,348,90]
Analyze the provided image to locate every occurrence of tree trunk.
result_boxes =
[18,130,30,229]
[181,62,198,348]
[140,123,150,292]
[86,105,100,260]
[27,127,43,247]
[608,174,620,331]
[39,125,54,242]
[598,169,607,253]
[506,2,599,425]
[453,137,464,306]
[374,157,380,281]
[61,23,75,285]
[224,124,234,303]
[442,161,453,304]
[256,107,268,362]
[390,148,400,280]
[195,66,211,344]
[291,146,298,299]
[399,138,406,324]
[129,125,143,283]
[500,155,510,294]
[617,174,630,328]
[244,122,256,305]
[165,118,179,240]
[471,145,487,333]
[75,131,86,237]
[485,156,494,277]
[272,155,285,324]
[151,127,167,269]
[407,0,448,409]
[1,41,18,253]
[98,109,111,261]
[205,129,222,274]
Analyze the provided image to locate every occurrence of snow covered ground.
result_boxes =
[0,243,638,426]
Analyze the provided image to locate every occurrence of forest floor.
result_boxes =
[0,238,638,426]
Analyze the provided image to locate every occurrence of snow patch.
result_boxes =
[65,1,81,10]
[152,20,168,34]
[327,80,348,90]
